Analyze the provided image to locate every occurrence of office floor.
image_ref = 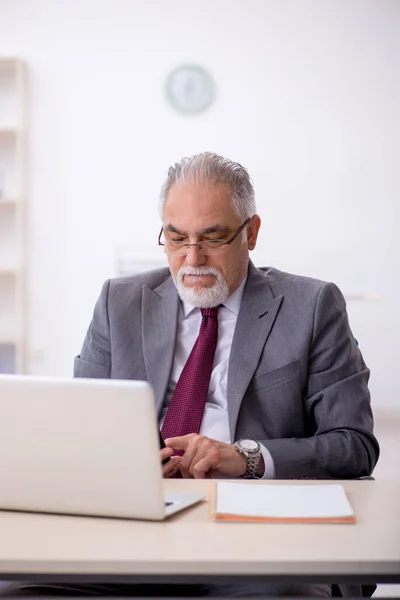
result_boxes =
[371,411,400,598]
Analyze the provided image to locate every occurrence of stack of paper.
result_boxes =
[212,482,356,523]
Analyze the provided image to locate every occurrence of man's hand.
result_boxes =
[165,434,248,479]
[160,448,182,478]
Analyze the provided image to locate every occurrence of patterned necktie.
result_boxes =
[161,307,219,441]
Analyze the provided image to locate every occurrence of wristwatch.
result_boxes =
[233,439,262,479]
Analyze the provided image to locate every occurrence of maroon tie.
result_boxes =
[161,307,219,442]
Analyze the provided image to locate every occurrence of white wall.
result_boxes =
[0,0,399,408]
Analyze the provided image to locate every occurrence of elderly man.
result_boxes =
[75,152,378,597]
[76,151,378,485]
[6,152,378,597]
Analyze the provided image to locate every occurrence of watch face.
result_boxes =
[165,64,215,115]
[240,439,259,453]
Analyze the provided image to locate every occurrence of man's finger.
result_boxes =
[192,456,216,479]
[164,434,194,451]
[180,443,204,478]
[160,447,174,461]
[162,456,181,478]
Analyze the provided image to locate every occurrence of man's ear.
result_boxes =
[247,215,261,251]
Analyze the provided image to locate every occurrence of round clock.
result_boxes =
[165,64,215,115]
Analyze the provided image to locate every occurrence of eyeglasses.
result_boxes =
[158,218,251,256]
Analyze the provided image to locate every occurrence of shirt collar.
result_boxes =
[181,276,247,319]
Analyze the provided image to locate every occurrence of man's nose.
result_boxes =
[185,244,207,267]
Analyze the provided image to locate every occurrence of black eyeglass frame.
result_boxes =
[158,217,252,253]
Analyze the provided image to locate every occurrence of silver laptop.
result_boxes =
[0,375,205,520]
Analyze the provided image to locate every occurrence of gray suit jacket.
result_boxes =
[74,262,379,479]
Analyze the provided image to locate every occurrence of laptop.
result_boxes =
[0,375,205,520]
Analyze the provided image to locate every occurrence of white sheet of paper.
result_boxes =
[215,483,354,519]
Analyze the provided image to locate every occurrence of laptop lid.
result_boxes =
[0,376,168,520]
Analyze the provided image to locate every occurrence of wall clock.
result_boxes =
[165,64,215,115]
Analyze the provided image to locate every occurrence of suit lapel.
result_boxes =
[142,277,179,418]
[227,263,284,440]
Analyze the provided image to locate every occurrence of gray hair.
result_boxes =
[159,152,256,220]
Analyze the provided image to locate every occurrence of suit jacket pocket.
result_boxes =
[252,359,303,391]
[74,355,111,379]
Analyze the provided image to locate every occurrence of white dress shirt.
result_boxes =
[160,278,275,479]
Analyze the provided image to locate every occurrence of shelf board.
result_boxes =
[0,268,20,276]
[0,198,22,206]
[0,331,19,347]
[0,333,20,345]
[0,58,21,67]
[0,128,19,135]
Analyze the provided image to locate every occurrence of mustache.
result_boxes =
[178,267,221,278]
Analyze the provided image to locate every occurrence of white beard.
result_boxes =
[175,266,230,308]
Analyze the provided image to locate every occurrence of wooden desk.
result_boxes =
[0,480,399,585]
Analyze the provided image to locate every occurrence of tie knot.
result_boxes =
[201,307,219,318]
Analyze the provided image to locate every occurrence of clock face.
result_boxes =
[165,64,215,115]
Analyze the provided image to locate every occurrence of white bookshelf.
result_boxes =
[0,59,27,373]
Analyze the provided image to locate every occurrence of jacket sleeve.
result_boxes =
[261,282,380,479]
[73,280,111,379]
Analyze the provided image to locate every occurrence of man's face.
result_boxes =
[162,182,261,306]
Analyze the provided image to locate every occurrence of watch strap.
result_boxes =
[234,441,261,479]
